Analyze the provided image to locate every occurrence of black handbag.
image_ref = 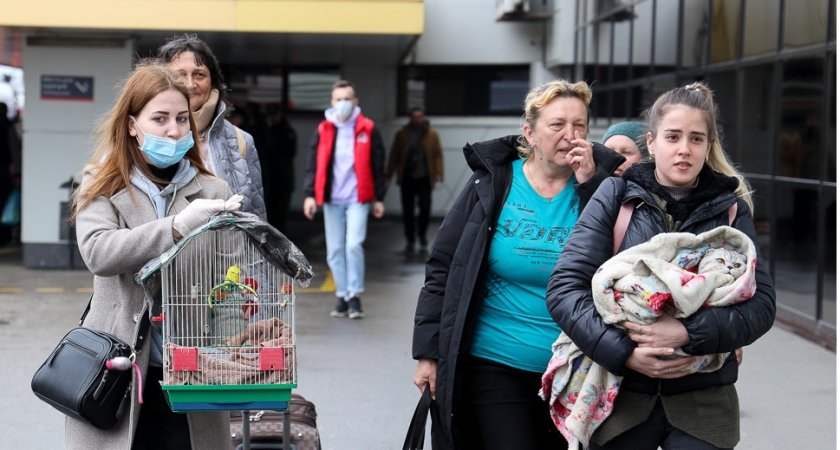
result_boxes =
[402,387,433,450]
[31,296,150,429]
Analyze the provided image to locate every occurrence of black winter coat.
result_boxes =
[412,135,625,449]
[546,166,776,396]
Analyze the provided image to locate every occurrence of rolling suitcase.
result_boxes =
[231,393,321,450]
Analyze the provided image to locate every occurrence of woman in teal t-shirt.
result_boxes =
[411,79,625,450]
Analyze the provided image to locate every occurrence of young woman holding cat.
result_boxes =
[546,82,776,450]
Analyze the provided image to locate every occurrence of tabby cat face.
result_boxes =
[698,247,747,278]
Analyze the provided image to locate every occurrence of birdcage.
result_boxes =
[137,212,313,413]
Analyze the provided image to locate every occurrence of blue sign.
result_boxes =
[40,75,94,101]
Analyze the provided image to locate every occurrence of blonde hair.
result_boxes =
[644,81,754,212]
[517,79,592,158]
[71,60,210,221]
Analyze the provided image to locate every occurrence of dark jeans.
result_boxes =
[457,356,567,450]
[132,366,192,450]
[400,177,431,246]
[588,399,732,450]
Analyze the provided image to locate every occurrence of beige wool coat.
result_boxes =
[66,172,232,450]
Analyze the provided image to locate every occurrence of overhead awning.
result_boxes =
[0,0,424,35]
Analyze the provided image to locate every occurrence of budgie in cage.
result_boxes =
[207,265,259,344]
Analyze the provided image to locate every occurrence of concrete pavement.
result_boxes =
[0,216,835,449]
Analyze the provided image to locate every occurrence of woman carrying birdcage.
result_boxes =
[68,61,243,450]
[137,210,310,413]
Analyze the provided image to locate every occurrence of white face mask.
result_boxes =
[334,100,354,122]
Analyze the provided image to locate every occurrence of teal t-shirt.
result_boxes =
[469,158,580,372]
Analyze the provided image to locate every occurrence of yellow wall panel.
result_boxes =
[1,0,235,31]
[236,1,423,34]
[0,0,423,34]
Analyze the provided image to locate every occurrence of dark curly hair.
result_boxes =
[157,34,228,104]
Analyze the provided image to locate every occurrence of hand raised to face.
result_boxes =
[566,129,596,183]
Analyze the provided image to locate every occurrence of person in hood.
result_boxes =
[302,79,386,320]
[157,34,267,220]
[386,107,444,254]
[68,61,241,450]
[547,82,775,450]
[411,79,625,449]
[602,120,650,176]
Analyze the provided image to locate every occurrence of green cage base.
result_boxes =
[162,383,297,412]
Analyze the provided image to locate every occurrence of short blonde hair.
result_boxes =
[517,79,592,157]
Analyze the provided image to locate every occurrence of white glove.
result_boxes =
[173,194,243,237]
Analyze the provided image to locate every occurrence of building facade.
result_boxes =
[556,0,835,344]
[0,0,835,341]
[398,0,836,342]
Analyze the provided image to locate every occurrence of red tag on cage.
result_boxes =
[259,347,285,371]
[172,347,198,372]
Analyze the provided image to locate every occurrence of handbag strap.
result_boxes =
[78,293,93,326]
[78,293,151,351]
[402,386,433,450]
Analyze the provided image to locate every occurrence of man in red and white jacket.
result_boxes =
[302,79,387,319]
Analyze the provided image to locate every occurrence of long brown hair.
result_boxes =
[644,81,754,212]
[71,60,210,221]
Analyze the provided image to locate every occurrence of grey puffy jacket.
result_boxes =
[206,102,266,219]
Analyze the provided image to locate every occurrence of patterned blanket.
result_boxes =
[540,226,757,449]
[165,317,295,386]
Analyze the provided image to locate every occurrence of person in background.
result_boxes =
[546,82,775,450]
[602,121,649,176]
[386,107,444,253]
[67,61,240,450]
[263,106,298,232]
[0,74,18,120]
[0,103,16,245]
[411,79,625,450]
[302,79,386,320]
[228,108,248,129]
[157,34,266,219]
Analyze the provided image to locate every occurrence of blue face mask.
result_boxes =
[132,118,194,168]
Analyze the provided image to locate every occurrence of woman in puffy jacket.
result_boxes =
[547,82,776,450]
[158,34,267,219]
